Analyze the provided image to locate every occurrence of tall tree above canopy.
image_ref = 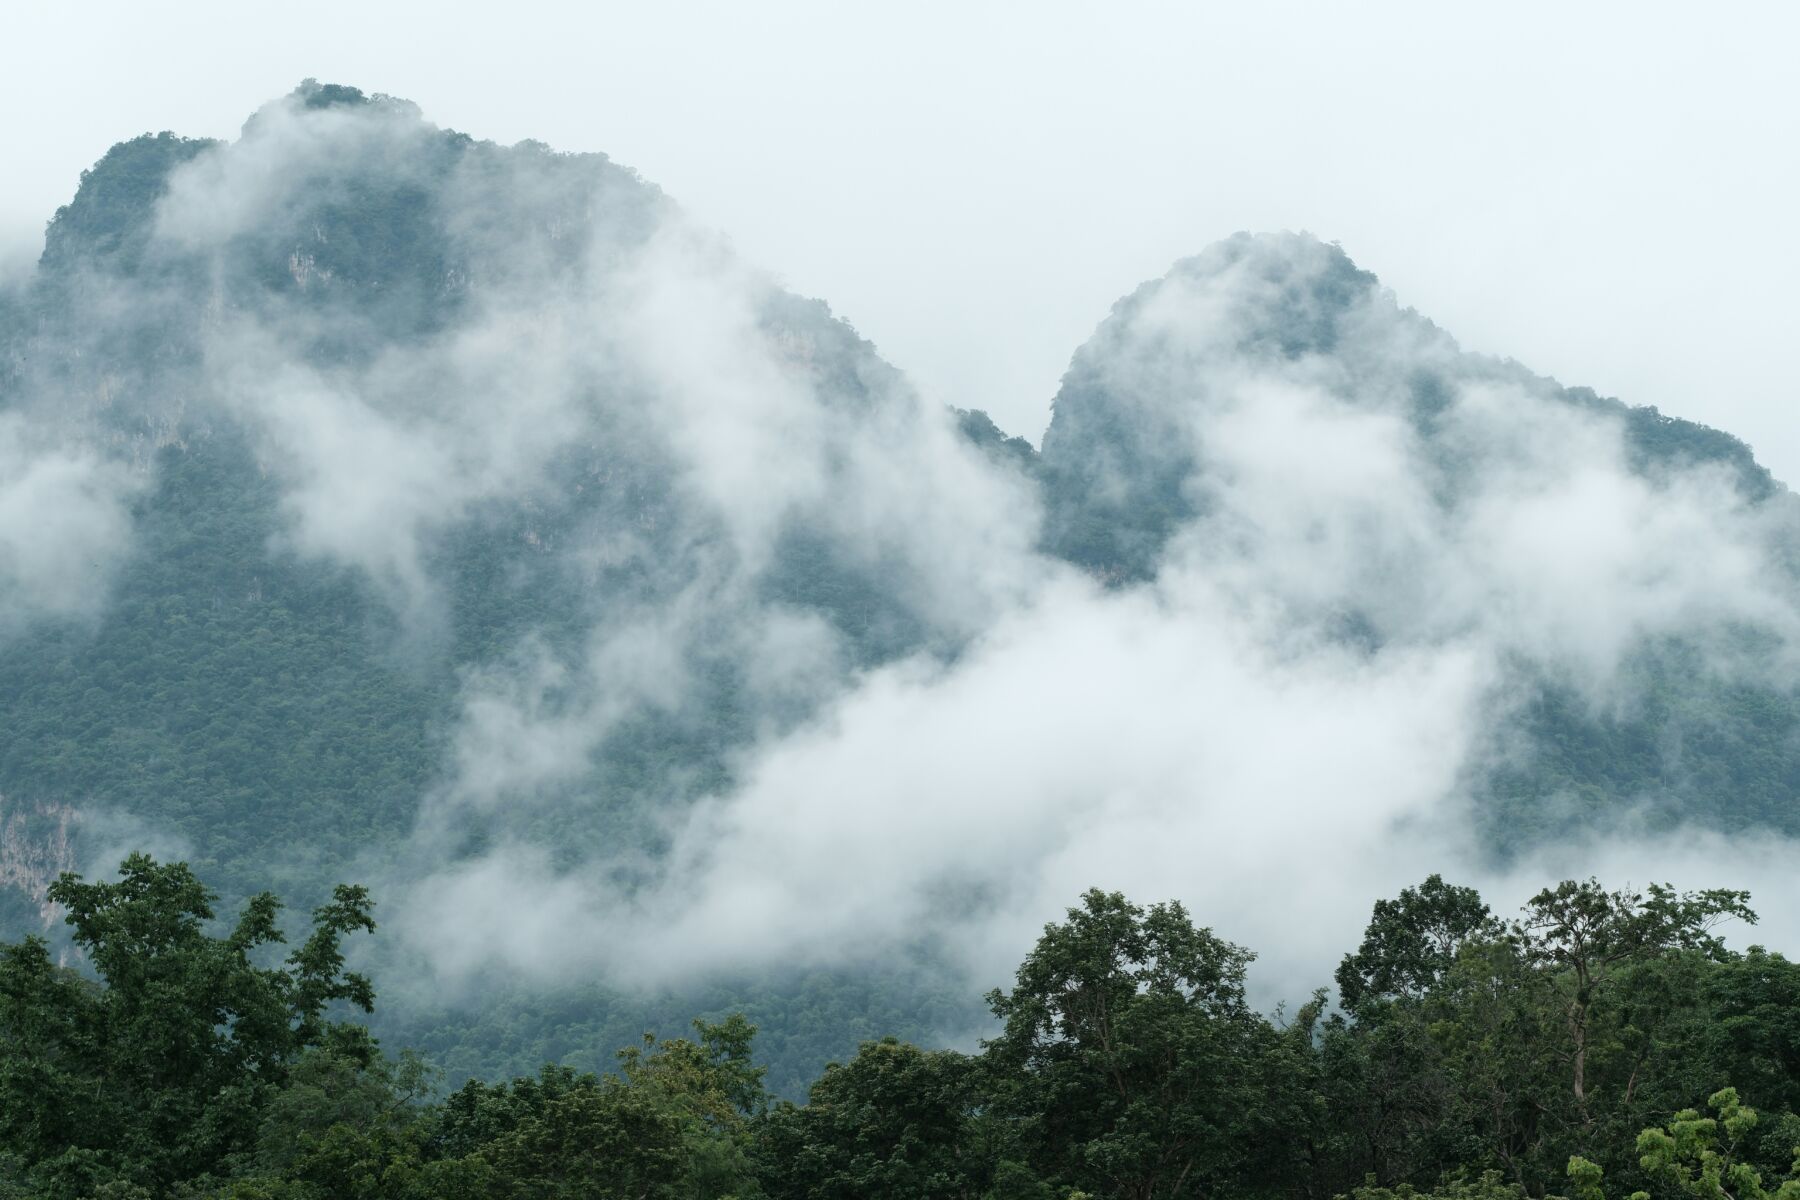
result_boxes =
[1337,874,1499,1010]
[983,888,1282,1200]
[1509,880,1756,1116]
[0,853,377,1196]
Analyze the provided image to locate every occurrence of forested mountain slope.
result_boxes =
[1038,231,1800,843]
[1,82,1796,1088]
[0,80,1034,1082]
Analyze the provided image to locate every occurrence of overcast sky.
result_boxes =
[3,1,1794,474]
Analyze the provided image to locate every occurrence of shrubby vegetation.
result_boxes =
[4,859,1797,1199]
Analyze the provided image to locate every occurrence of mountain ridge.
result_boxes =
[2,82,1797,1089]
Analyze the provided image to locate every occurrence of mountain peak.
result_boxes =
[1171,228,1362,279]
[38,132,218,274]
[294,78,372,110]
[1039,229,1776,580]
[1112,230,1386,363]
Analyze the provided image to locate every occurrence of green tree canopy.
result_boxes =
[0,854,376,1196]
[982,888,1280,1200]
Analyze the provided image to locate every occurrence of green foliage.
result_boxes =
[618,1015,769,1197]
[0,855,376,1195]
[1336,1170,1532,1200]
[37,132,218,276]
[481,1084,687,1199]
[1,859,1797,1199]
[1567,1088,1800,1200]
[1702,948,1800,1115]
[1337,874,1497,1009]
[982,888,1285,1199]
[955,407,1039,471]
[756,1037,988,1199]
[0,434,442,910]
[1631,1088,1800,1200]
[1509,880,1756,1119]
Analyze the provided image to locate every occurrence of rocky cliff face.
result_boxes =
[0,796,75,933]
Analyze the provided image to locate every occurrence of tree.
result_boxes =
[755,1037,988,1200]
[1335,1170,1532,1200]
[1325,876,1499,1189]
[1315,999,1459,1188]
[1701,948,1800,1117]
[618,1013,768,1128]
[482,1085,686,1200]
[1337,876,1498,1010]
[243,1047,439,1192]
[1567,1087,1800,1200]
[431,1061,702,1199]
[618,1014,768,1197]
[1510,882,1754,1116]
[982,889,1280,1200]
[0,854,377,1194]
[1426,936,1572,1190]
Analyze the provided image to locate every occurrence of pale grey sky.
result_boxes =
[4,1,1795,474]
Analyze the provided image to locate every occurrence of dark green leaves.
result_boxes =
[1337,875,1497,1010]
[1,855,378,1194]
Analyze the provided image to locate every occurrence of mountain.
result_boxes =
[1039,231,1800,845]
[0,79,1035,1086]
[1041,232,1777,581]
[2,82,1796,1089]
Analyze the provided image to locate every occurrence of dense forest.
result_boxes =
[4,858,1798,1199]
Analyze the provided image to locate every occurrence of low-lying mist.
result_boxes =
[2,84,1795,1044]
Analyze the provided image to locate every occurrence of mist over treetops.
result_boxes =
[2,79,1798,1111]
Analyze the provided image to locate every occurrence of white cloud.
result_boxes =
[0,414,140,636]
[12,83,1798,1026]
[386,238,1800,1006]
